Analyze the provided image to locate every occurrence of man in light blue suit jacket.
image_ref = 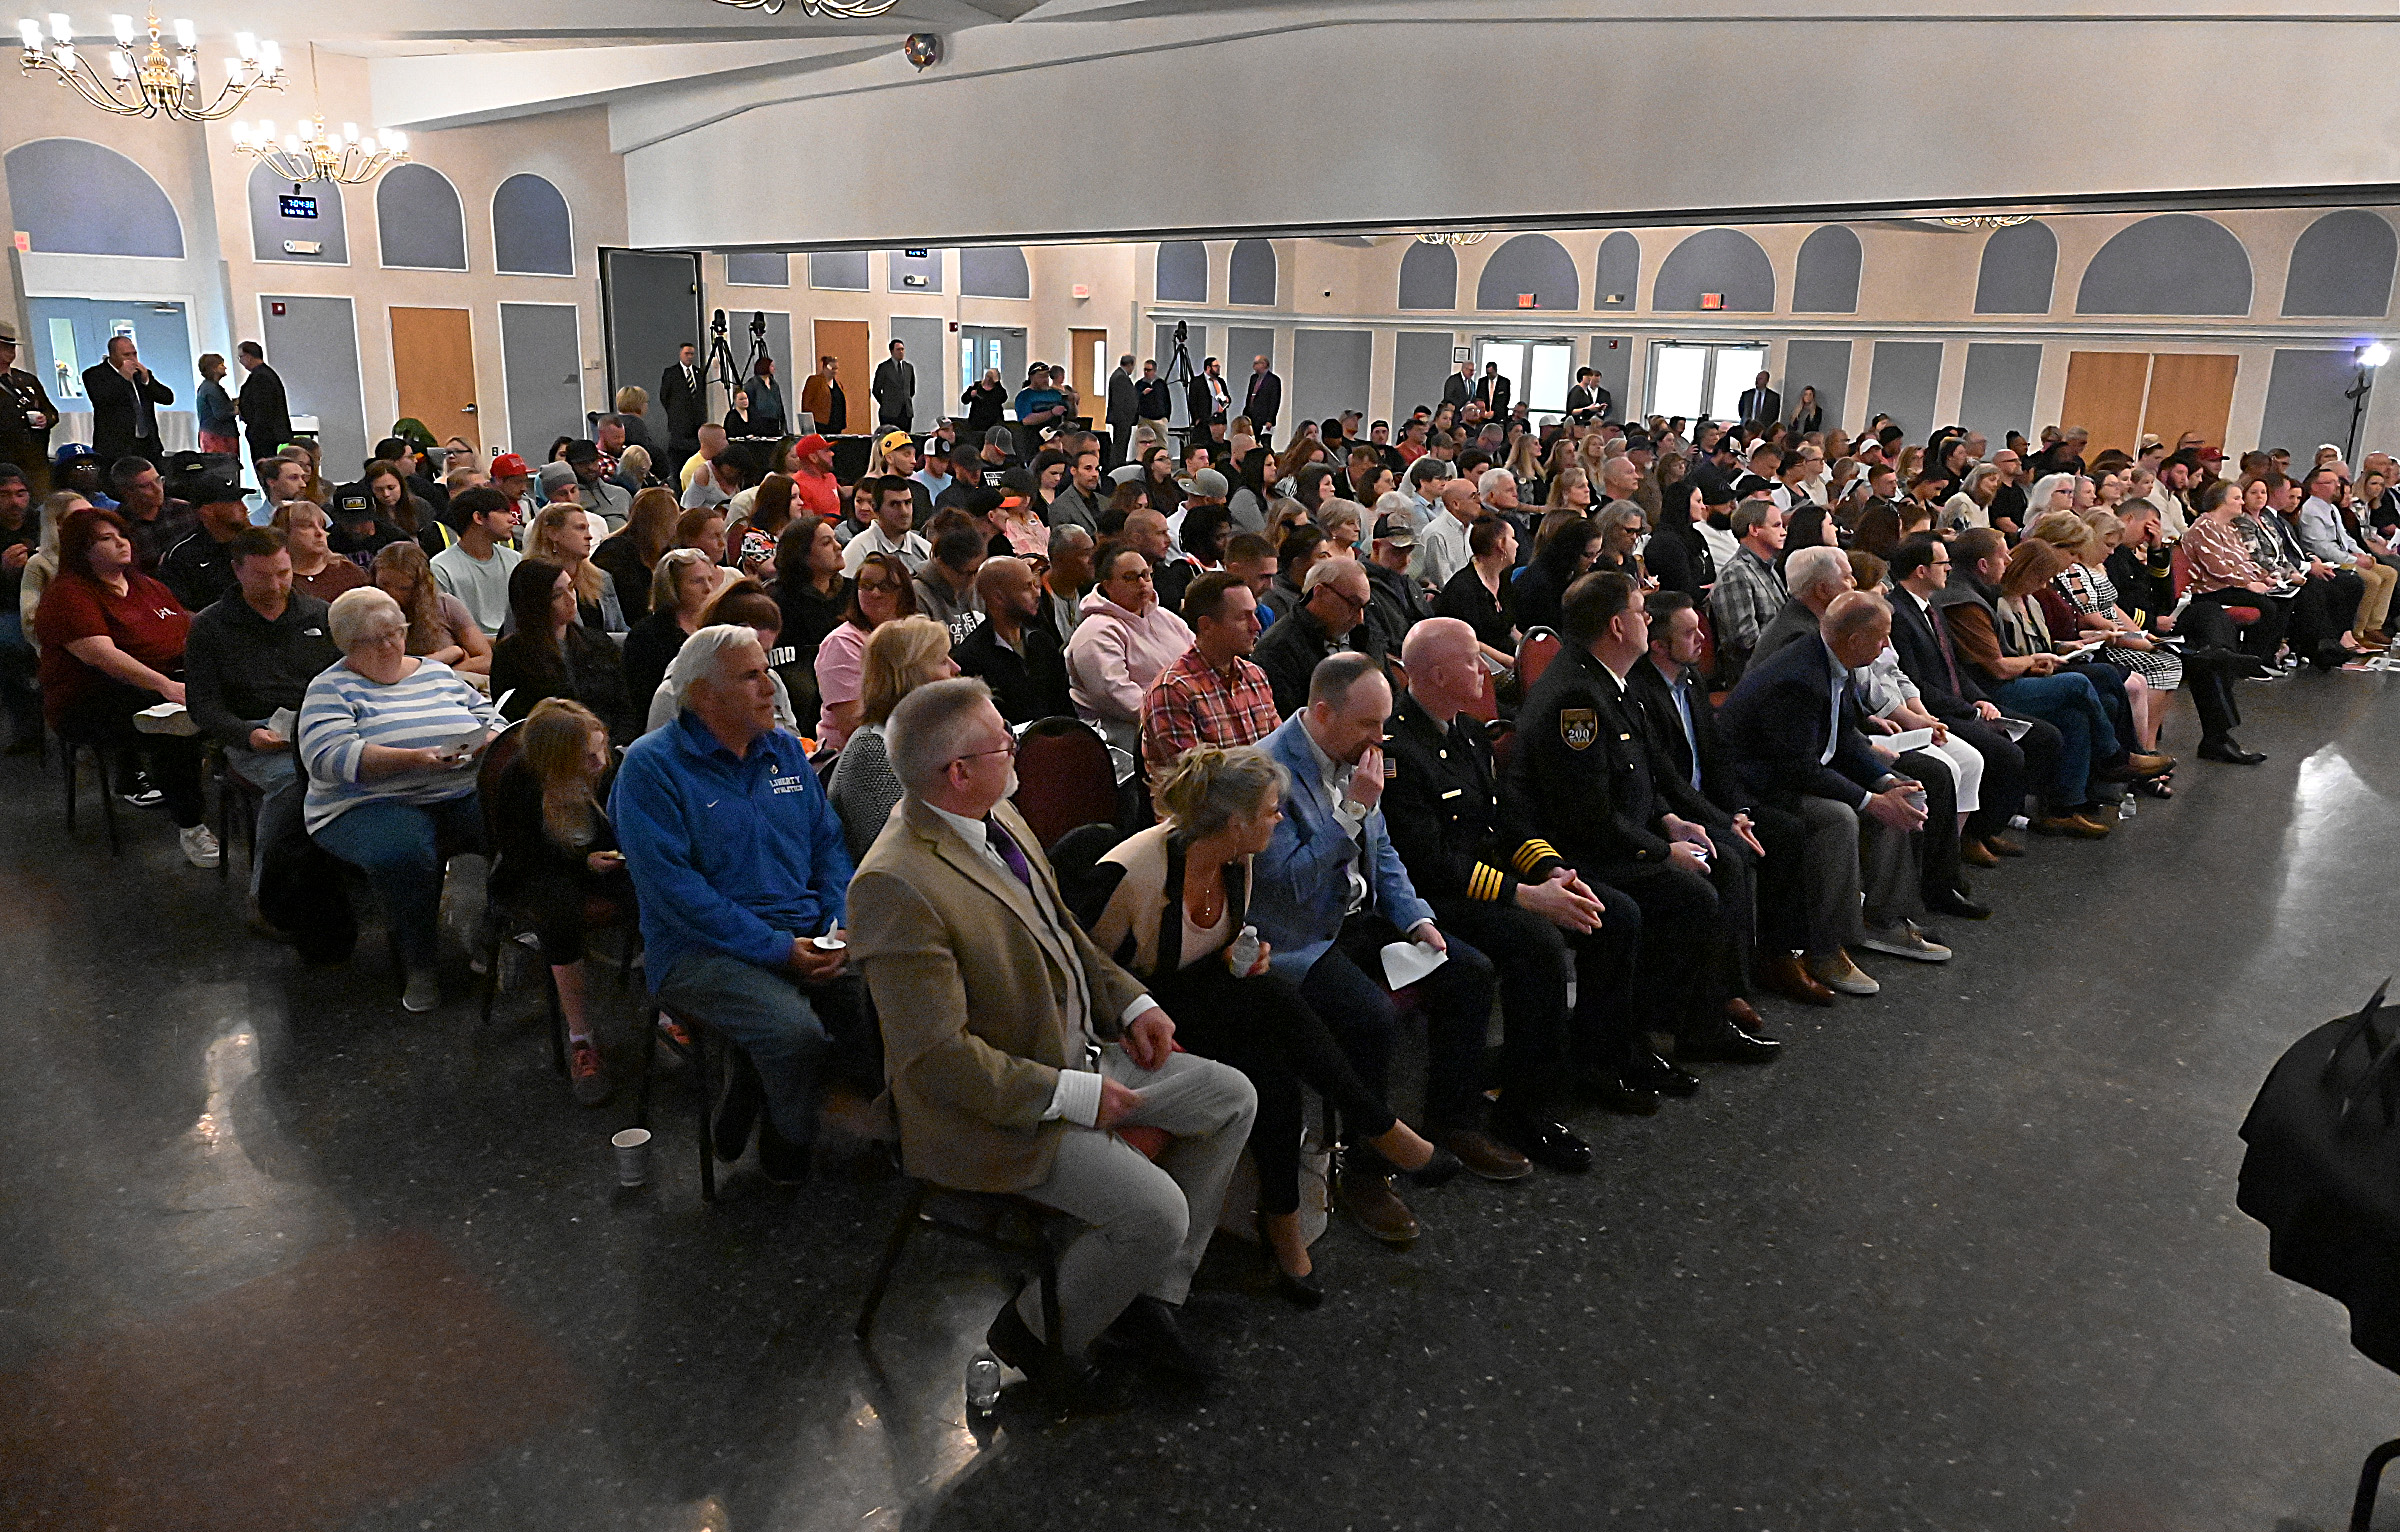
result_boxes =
[1248,652,1514,1243]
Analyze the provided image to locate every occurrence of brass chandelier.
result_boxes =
[1415,232,1488,246]
[1938,215,2033,230]
[16,9,282,121]
[231,114,410,186]
[706,0,901,14]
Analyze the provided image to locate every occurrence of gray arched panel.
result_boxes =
[1792,226,1861,314]
[1594,232,1639,310]
[4,139,181,258]
[1156,241,1207,303]
[247,162,345,265]
[1229,239,1277,306]
[1397,241,1456,310]
[1474,233,1578,311]
[1652,229,1774,312]
[492,173,574,277]
[961,245,1030,299]
[1974,221,2056,314]
[376,164,466,271]
[726,252,789,287]
[2283,210,2397,318]
[810,251,868,290]
[2076,214,2251,315]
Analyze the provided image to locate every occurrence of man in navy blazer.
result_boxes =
[1716,591,1951,990]
[1250,651,1513,1244]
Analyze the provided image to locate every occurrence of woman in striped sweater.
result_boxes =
[299,586,498,1012]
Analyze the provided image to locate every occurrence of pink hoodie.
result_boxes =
[1065,589,1195,754]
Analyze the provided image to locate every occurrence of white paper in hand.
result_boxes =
[1380,939,1448,990]
[1882,727,1936,753]
[1997,716,2033,741]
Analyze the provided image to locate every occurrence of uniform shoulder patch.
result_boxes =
[1560,708,1598,751]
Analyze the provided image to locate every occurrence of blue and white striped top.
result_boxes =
[298,658,497,832]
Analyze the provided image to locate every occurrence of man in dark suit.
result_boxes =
[1629,588,1833,1009]
[658,342,707,467]
[1716,591,1948,993]
[1472,362,1510,421]
[234,340,291,470]
[1441,360,1474,411]
[82,334,173,465]
[1564,367,1611,426]
[1104,354,1140,466]
[0,322,57,494]
[871,338,915,432]
[1132,359,1171,446]
[1185,356,1229,450]
[1241,354,1281,447]
[1509,572,1774,1106]
[1736,371,1782,430]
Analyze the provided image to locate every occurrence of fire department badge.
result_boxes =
[1560,708,1598,751]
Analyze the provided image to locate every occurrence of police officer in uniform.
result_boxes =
[1381,616,1635,1148]
[0,321,58,494]
[1508,572,1778,1102]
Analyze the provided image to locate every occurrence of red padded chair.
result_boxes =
[1515,628,1563,690]
[2170,542,2259,627]
[1012,716,1120,850]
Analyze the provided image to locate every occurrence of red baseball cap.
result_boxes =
[793,434,831,457]
[491,453,531,478]
[2197,447,2225,463]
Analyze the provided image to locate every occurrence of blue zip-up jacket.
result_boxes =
[611,710,853,985]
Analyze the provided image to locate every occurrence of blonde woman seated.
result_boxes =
[527,504,628,633]
[273,500,367,605]
[2032,509,2180,771]
[1082,744,1448,1309]
[826,615,957,861]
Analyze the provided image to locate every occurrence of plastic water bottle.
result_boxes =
[966,1349,1003,1415]
[1226,924,1261,976]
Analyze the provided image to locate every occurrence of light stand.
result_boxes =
[2345,342,2390,468]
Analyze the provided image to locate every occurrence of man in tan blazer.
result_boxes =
[848,677,1256,1403]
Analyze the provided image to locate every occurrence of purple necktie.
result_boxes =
[985,816,1034,890]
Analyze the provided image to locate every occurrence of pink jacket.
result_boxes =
[1065,589,1194,754]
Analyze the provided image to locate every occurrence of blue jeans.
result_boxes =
[0,610,35,741]
[1992,672,2119,807]
[655,949,866,1146]
[311,794,484,968]
[225,745,301,903]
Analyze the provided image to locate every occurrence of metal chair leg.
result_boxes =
[95,742,118,855]
[59,736,76,834]
[856,1181,932,1339]
[214,763,231,883]
[696,1022,718,1205]
[544,962,567,1076]
[634,1003,659,1130]
[2351,1437,2400,1531]
[1034,1222,1065,1363]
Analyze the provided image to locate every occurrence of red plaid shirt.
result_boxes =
[1140,646,1281,771]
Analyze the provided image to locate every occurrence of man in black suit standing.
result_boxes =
[1105,354,1140,465]
[1441,359,1475,411]
[1473,362,1511,421]
[1186,356,1230,452]
[82,334,173,466]
[1242,354,1281,448]
[1133,359,1172,447]
[235,340,291,471]
[658,342,707,469]
[1736,371,1782,431]
[871,338,915,433]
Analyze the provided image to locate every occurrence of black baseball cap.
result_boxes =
[334,487,376,519]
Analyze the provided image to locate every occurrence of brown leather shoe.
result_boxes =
[1336,1168,1420,1244]
[1959,837,2000,869]
[1725,996,1766,1030]
[1758,951,1837,1007]
[1982,832,2026,858]
[2071,811,2116,836]
[2031,813,2108,839]
[1438,1129,1533,1182]
[2126,751,2174,777]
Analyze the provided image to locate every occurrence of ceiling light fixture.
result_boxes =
[16,9,281,121]
[1937,215,2033,230]
[230,113,408,185]
[706,0,901,16]
[1415,232,1488,247]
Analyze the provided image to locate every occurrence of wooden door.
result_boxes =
[813,318,872,436]
[2142,353,2238,455]
[2059,351,2151,460]
[389,307,479,451]
[1069,327,1107,426]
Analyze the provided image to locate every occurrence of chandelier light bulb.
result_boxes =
[105,10,127,40]
[2363,343,2392,370]
[255,37,274,70]
[46,13,69,41]
[232,28,252,58]
[18,19,41,48]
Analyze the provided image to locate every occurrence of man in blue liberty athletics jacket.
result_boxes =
[1248,651,1512,1248]
[613,624,864,1182]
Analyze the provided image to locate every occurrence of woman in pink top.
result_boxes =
[1064,541,1196,757]
[813,550,916,750]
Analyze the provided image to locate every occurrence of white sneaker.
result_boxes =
[1860,924,1952,963]
[402,966,442,1013]
[178,824,221,869]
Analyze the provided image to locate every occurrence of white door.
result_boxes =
[1643,341,1768,424]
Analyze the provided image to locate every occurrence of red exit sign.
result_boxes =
[1701,293,1725,310]
[1517,294,1536,309]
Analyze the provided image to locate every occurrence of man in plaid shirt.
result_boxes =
[1708,500,1788,686]
[1141,570,1281,773]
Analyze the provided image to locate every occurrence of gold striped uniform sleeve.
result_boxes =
[1467,862,1510,902]
[1511,839,1560,875]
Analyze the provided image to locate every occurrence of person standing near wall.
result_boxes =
[236,341,292,471]
[872,339,916,434]
[0,322,57,495]
[659,342,708,467]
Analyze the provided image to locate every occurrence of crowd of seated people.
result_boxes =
[14,372,2400,1413]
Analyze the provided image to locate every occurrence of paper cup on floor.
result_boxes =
[611,1127,653,1186]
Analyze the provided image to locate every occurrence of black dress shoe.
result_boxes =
[2199,737,2267,765]
[1493,1112,1593,1173]
[1583,1071,1661,1116]
[989,1298,1120,1413]
[1678,1021,1782,1064]
[1098,1295,1221,1383]
[1254,1215,1326,1309]
[1403,1145,1465,1189]
[755,1116,811,1185]
[1623,1049,1701,1097]
[1924,890,1993,921]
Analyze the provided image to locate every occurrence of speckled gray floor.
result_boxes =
[3,673,2397,1532]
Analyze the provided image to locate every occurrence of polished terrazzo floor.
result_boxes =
[3,674,2398,1531]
